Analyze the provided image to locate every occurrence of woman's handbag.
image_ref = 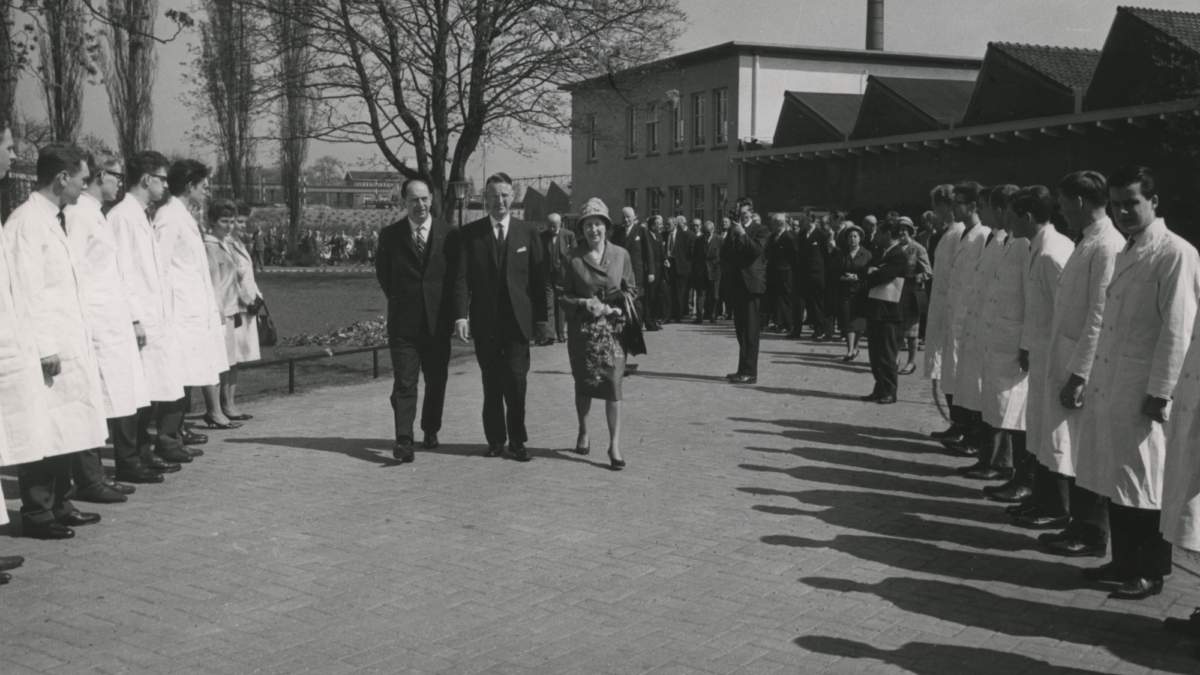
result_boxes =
[914,287,930,314]
[613,289,646,357]
[257,300,278,347]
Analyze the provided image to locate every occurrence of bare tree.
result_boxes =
[37,0,97,142]
[102,0,157,158]
[273,0,311,254]
[305,155,343,185]
[195,0,259,199]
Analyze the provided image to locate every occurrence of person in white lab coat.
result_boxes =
[1037,171,1125,558]
[222,200,262,420]
[1005,186,1074,531]
[109,151,189,476]
[5,143,107,539]
[65,153,158,496]
[925,185,966,438]
[1075,166,1200,600]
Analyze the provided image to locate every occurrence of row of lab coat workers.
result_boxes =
[0,147,230,530]
[922,175,1200,577]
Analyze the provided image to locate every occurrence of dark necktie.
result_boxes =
[414,226,425,258]
[57,211,66,233]
[1125,236,1137,252]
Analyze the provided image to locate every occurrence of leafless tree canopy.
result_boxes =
[103,0,158,160]
[274,0,313,251]
[38,0,94,143]
[197,0,260,199]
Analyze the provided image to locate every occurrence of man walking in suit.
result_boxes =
[538,213,575,344]
[765,214,798,334]
[609,207,655,330]
[691,220,721,323]
[795,214,828,339]
[721,199,770,384]
[454,173,545,461]
[376,179,459,462]
[862,221,911,404]
[665,216,693,322]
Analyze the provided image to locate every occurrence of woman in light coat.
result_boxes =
[202,200,249,429]
[221,201,263,420]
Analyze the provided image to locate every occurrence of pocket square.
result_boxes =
[517,246,527,253]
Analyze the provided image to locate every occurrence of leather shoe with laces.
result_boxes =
[511,443,531,462]
[182,429,208,445]
[115,467,165,484]
[989,484,1033,503]
[860,392,883,402]
[75,482,128,504]
[56,511,101,527]
[876,395,897,404]
[965,467,1014,481]
[423,433,439,449]
[184,445,204,457]
[1005,501,1041,517]
[103,479,135,495]
[1013,512,1071,530]
[726,372,743,380]
[156,447,193,464]
[1109,577,1163,600]
[1081,562,1132,583]
[729,375,757,384]
[1045,538,1107,557]
[145,455,181,473]
[1038,528,1073,544]
[0,555,24,571]
[484,444,504,458]
[22,518,74,540]
[392,442,414,463]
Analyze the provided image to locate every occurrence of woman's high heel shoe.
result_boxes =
[200,414,242,430]
[608,449,625,470]
[573,443,590,455]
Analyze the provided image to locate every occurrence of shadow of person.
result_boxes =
[731,417,940,455]
[630,370,731,384]
[740,487,1006,525]
[764,532,1090,590]
[226,436,466,466]
[744,385,865,401]
[752,445,958,478]
[800,576,1197,674]
[740,462,980,501]
[794,636,1104,674]
[766,352,871,375]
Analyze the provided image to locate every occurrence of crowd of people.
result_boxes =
[0,126,265,584]
[242,225,378,270]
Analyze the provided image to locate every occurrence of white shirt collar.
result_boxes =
[489,214,511,230]
[411,215,432,234]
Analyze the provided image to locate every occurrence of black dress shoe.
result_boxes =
[23,519,75,540]
[965,467,1014,481]
[56,511,101,527]
[182,430,208,445]
[860,392,883,402]
[983,478,1018,494]
[1038,528,1073,544]
[1081,562,1132,583]
[876,395,897,404]
[103,479,136,495]
[1045,538,1107,558]
[115,468,165,484]
[0,555,24,572]
[393,442,414,463]
[989,484,1033,503]
[0,571,10,584]
[75,482,128,504]
[511,443,531,462]
[145,455,182,473]
[1005,501,1040,517]
[484,444,504,458]
[726,372,743,380]
[1013,512,1071,530]
[156,447,193,464]
[729,375,757,384]
[956,461,986,475]
[225,413,253,421]
[930,424,967,440]
[423,433,439,449]
[184,445,204,457]
[1164,609,1200,637]
[1109,577,1163,600]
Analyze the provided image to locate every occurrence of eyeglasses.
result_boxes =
[104,170,124,182]
[150,173,168,182]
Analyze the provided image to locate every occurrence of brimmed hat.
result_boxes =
[841,224,865,242]
[578,197,612,228]
[896,216,916,233]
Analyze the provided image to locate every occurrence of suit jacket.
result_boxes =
[540,228,576,278]
[796,227,827,281]
[865,243,911,322]
[690,233,722,282]
[647,229,666,277]
[767,229,799,273]
[454,215,546,342]
[665,227,693,276]
[719,222,770,297]
[610,222,656,283]
[376,216,459,338]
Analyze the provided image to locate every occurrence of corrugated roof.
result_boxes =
[784,92,864,136]
[992,43,1101,90]
[872,76,976,125]
[1125,6,1200,52]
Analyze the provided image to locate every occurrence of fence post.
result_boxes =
[373,348,379,378]
[288,360,295,394]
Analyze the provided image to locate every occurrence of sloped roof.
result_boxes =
[1125,6,1200,52]
[345,171,403,181]
[785,92,863,137]
[549,181,571,196]
[992,43,1101,90]
[872,76,976,126]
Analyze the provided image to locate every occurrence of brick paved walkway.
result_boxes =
[3,321,1199,674]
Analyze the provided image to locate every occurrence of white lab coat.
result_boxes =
[228,235,261,363]
[1038,219,1124,475]
[923,222,964,380]
[154,197,227,386]
[4,192,108,455]
[108,194,185,403]
[66,193,150,418]
[953,231,1010,413]
[1162,313,1200,552]
[1021,226,1074,455]
[940,221,992,395]
[1076,219,1200,509]
[980,236,1032,430]
[0,225,54,469]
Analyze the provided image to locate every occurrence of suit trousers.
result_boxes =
[154,395,187,453]
[1109,502,1171,578]
[474,336,530,446]
[668,267,689,321]
[732,293,762,377]
[653,275,670,321]
[544,280,566,339]
[18,453,77,523]
[694,279,716,321]
[109,412,143,472]
[70,447,107,491]
[867,318,900,396]
[389,332,451,444]
[798,276,826,333]
[766,268,794,331]
[1069,482,1110,545]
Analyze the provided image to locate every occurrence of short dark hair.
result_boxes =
[126,151,170,187]
[167,159,210,196]
[1010,186,1055,223]
[36,143,87,187]
[85,152,120,186]
[208,198,238,223]
[484,173,512,189]
[930,184,955,206]
[1057,171,1108,206]
[234,200,252,217]
[979,185,995,204]
[953,181,984,206]
[1107,166,1156,200]
[989,184,1020,211]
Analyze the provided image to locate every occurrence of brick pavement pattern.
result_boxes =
[2,322,1199,674]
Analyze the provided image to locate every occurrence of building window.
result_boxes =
[648,188,661,217]
[625,189,638,211]
[646,105,660,153]
[691,92,706,147]
[669,186,684,217]
[713,89,728,145]
[690,185,705,222]
[626,107,638,155]
[587,113,597,161]
[672,103,684,150]
[713,184,729,217]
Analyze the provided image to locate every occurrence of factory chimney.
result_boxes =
[867,0,884,51]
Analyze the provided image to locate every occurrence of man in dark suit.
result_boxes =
[795,214,828,339]
[720,199,771,384]
[862,221,911,404]
[538,213,575,344]
[454,173,545,461]
[645,216,666,330]
[691,220,722,323]
[375,179,459,462]
[609,207,656,330]
[765,214,798,334]
[664,216,693,322]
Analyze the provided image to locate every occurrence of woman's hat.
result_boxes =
[896,216,916,234]
[841,224,865,242]
[578,198,612,228]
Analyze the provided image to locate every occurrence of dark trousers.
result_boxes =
[389,332,451,444]
[1068,482,1110,545]
[18,453,77,523]
[1010,432,1037,488]
[799,275,826,333]
[651,274,668,322]
[766,268,793,331]
[474,336,530,446]
[1109,502,1171,578]
[70,448,107,491]
[154,395,187,453]
[544,280,566,339]
[978,428,1016,469]
[866,318,900,396]
[109,412,143,472]
[668,267,689,321]
[732,293,762,377]
[694,278,716,321]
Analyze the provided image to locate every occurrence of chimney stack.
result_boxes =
[867,0,884,51]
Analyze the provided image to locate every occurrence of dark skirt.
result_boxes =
[567,334,625,401]
[900,278,922,338]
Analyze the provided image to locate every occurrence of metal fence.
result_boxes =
[237,344,388,394]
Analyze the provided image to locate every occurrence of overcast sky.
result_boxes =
[16,0,1198,183]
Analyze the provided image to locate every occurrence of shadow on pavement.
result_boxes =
[740,462,981,501]
[801,576,1198,674]
[766,351,872,374]
[226,436,475,465]
[731,417,941,455]
[750,445,958,478]
[794,636,1105,674]
[625,370,731,384]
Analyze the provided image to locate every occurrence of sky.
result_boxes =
[14,0,1200,183]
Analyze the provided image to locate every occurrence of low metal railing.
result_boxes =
[237,344,388,394]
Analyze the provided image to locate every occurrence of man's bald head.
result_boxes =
[622,207,637,225]
[547,213,561,231]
